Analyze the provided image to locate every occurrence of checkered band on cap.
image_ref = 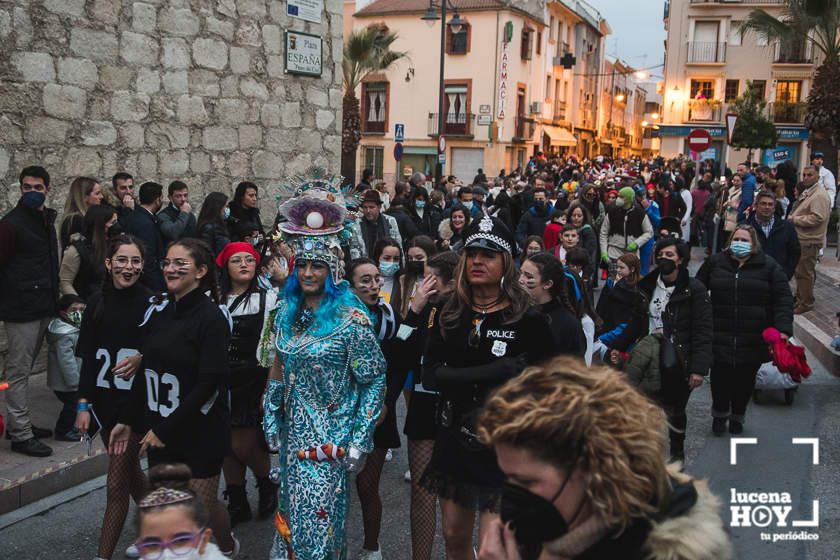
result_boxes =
[464,232,512,253]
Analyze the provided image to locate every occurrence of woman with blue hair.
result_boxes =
[262,170,386,560]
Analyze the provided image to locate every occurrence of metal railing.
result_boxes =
[775,44,812,64]
[687,41,726,63]
[427,112,476,137]
[363,120,386,134]
[553,99,567,122]
[513,116,535,142]
[686,99,722,122]
[768,101,806,123]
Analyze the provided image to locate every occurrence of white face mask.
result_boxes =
[158,548,200,560]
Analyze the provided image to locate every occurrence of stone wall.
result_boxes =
[0,0,344,219]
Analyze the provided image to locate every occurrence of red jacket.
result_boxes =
[762,327,811,383]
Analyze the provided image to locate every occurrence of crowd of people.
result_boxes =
[0,147,833,559]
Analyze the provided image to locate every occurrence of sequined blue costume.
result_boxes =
[263,297,386,560]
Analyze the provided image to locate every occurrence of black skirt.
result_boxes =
[420,426,504,512]
[229,366,268,428]
[403,391,438,441]
[148,447,223,479]
[373,402,401,449]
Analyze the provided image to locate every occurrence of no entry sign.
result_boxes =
[687,128,712,153]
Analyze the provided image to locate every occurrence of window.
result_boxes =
[447,23,470,55]
[690,79,714,100]
[549,16,555,41]
[728,20,741,46]
[444,84,468,124]
[545,75,552,101]
[724,79,739,102]
[536,30,542,55]
[362,82,388,133]
[776,80,801,103]
[364,146,384,180]
[750,80,766,99]
[521,26,533,60]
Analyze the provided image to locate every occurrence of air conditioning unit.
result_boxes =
[530,101,543,114]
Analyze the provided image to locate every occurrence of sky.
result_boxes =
[589,0,667,79]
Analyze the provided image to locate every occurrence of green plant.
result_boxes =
[729,80,779,159]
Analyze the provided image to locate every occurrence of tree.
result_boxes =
[341,25,407,187]
[741,0,840,174]
[730,81,779,161]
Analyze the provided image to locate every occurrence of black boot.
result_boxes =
[669,436,685,466]
[729,419,744,435]
[712,417,727,436]
[256,476,278,519]
[224,484,252,526]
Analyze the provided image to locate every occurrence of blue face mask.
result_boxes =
[379,261,399,277]
[415,200,426,210]
[223,207,231,220]
[21,190,46,209]
[730,240,752,257]
[462,201,473,210]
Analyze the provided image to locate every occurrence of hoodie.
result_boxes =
[47,317,81,393]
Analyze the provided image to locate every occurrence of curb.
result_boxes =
[794,314,840,378]
[0,449,108,516]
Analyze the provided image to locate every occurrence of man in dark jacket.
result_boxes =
[0,166,60,457]
[746,191,800,279]
[157,180,196,244]
[124,182,165,291]
[515,187,552,247]
[654,176,686,220]
[103,171,136,225]
[385,197,420,244]
[611,238,712,461]
[408,188,442,240]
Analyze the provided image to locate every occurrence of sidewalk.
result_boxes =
[0,327,108,516]
[794,257,840,377]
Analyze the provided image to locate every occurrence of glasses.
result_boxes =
[136,530,204,560]
[160,258,192,270]
[110,256,143,268]
[229,256,257,266]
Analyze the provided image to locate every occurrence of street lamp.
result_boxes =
[421,0,465,187]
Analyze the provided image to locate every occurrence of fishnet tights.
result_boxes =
[222,427,271,485]
[190,475,234,552]
[355,447,388,551]
[408,439,437,560]
[97,431,146,559]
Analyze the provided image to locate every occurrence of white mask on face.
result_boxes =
[159,548,200,560]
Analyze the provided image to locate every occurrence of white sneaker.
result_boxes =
[357,548,383,560]
[124,544,140,558]
[224,534,241,558]
[385,449,393,462]
[403,469,411,482]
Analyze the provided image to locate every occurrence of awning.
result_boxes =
[599,139,613,145]
[544,126,577,147]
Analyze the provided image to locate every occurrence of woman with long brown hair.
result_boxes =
[421,215,554,559]
[60,176,104,249]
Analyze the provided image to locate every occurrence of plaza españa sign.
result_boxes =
[285,30,322,77]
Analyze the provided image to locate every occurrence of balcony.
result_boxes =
[687,41,726,64]
[362,120,386,134]
[686,99,722,122]
[427,112,476,138]
[513,116,535,143]
[769,101,806,123]
[774,44,812,64]
[552,99,567,122]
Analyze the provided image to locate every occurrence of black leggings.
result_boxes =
[711,362,761,420]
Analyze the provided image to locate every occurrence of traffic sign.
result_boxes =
[393,142,403,161]
[395,123,405,142]
[725,113,738,144]
[438,135,446,153]
[687,128,712,153]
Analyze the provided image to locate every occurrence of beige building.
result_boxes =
[344,0,611,185]
[661,0,814,172]
[598,58,649,158]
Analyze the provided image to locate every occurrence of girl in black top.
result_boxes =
[228,181,264,239]
[75,234,149,560]
[519,252,585,357]
[400,251,458,560]
[216,242,279,527]
[421,216,554,559]
[109,238,235,555]
[196,192,232,256]
[59,204,119,300]
[348,258,404,557]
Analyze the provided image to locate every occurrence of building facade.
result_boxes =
[660,0,814,172]
[0,0,344,218]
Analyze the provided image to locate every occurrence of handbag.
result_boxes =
[656,333,687,396]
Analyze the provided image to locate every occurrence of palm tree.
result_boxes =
[341,24,407,187]
[741,0,840,174]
